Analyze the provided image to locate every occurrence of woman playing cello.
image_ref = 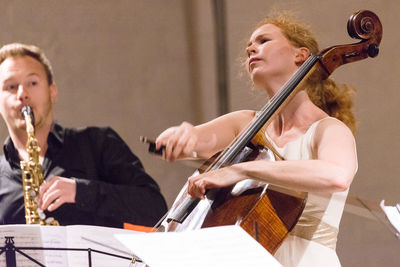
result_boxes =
[156,12,358,267]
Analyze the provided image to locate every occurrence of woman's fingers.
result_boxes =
[156,122,198,161]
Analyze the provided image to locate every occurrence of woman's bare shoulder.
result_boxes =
[317,117,352,131]
[313,116,355,144]
[224,110,256,132]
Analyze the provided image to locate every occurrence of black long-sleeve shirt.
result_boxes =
[0,123,167,228]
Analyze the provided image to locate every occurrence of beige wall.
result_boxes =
[0,0,399,266]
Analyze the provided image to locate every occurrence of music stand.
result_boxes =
[0,236,141,267]
[353,197,400,239]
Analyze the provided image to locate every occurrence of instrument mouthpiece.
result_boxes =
[21,106,34,125]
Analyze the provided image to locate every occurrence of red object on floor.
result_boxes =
[123,223,157,232]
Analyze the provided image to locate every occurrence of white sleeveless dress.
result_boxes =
[163,117,352,267]
[270,117,351,267]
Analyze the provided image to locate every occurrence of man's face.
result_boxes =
[0,56,57,133]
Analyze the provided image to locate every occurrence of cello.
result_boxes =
[148,10,382,254]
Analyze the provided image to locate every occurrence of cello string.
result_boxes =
[214,54,319,167]
[146,55,320,225]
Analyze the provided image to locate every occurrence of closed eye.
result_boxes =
[259,38,270,44]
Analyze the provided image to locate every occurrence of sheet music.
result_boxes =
[40,226,69,266]
[65,225,141,267]
[115,225,283,267]
[0,225,68,267]
[0,224,145,267]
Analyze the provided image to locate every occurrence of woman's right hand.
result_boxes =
[155,111,254,162]
[155,121,199,162]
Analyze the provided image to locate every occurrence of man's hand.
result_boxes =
[39,176,76,212]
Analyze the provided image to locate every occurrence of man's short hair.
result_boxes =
[0,43,54,85]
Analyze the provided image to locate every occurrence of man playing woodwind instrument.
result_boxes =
[0,43,167,227]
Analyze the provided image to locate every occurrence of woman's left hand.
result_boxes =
[187,166,244,199]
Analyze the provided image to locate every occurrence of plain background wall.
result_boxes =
[0,0,399,266]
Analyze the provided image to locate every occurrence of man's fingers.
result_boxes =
[47,198,63,212]
[41,188,60,210]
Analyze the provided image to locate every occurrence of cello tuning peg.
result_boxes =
[367,44,379,58]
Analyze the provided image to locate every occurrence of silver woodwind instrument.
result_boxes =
[20,106,59,225]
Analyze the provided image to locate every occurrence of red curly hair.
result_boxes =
[254,11,357,133]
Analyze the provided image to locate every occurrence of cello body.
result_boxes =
[202,185,306,254]
[160,145,306,254]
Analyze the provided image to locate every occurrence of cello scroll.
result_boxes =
[317,10,382,79]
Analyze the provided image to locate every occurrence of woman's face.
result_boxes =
[246,23,308,92]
